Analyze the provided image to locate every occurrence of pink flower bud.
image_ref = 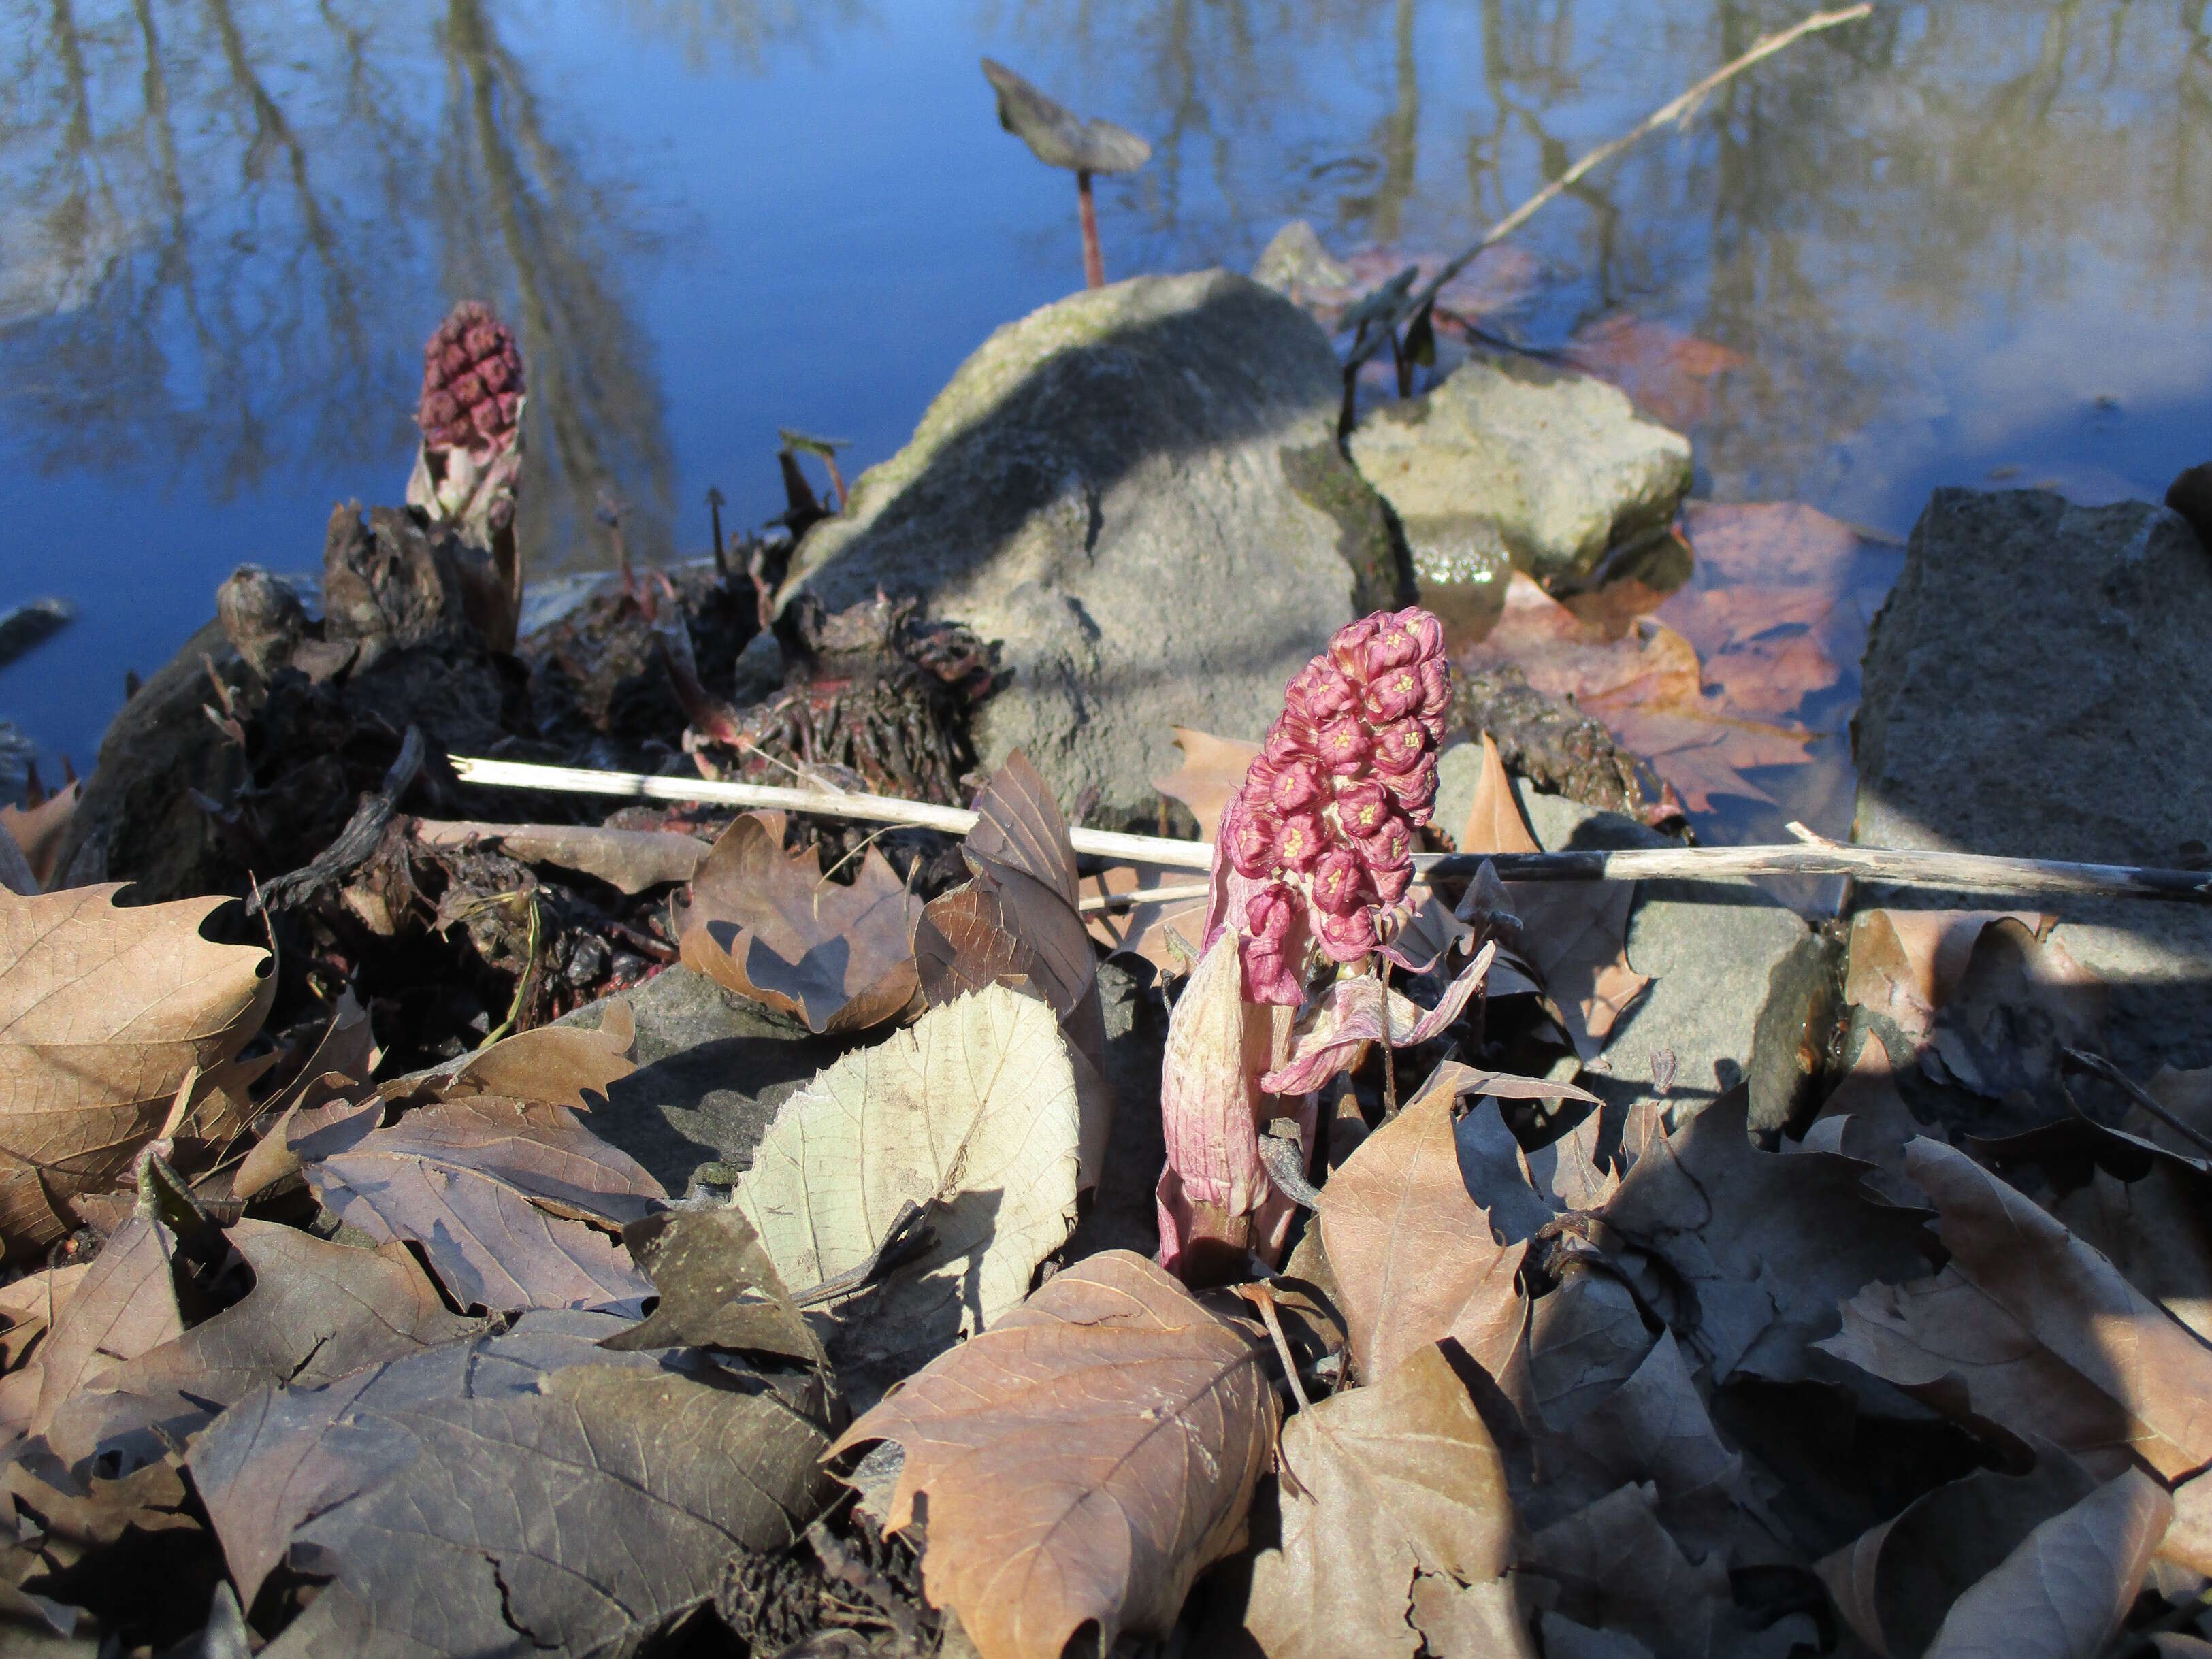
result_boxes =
[1365,608,1444,676]
[1263,719,1314,769]
[1329,615,1380,682]
[1267,757,1326,815]
[1333,778,1393,841]
[1316,718,1370,777]
[1244,881,1295,944]
[1273,812,1327,873]
[1225,799,1280,878]
[1369,858,1413,904]
[1310,847,1367,916]
[1363,663,1427,724]
[1416,657,1452,719]
[1370,719,1429,775]
[1303,663,1361,722]
[1318,906,1378,964]
[1240,935,1304,1006]
[1380,755,1440,827]
[1354,812,1413,870]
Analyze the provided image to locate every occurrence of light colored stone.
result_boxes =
[1853,488,2212,1071]
[1350,356,1693,585]
[777,269,1401,823]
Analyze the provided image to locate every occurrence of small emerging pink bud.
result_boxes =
[1329,614,1382,683]
[1316,717,1370,777]
[1363,663,1427,724]
[1380,753,1440,825]
[1225,799,1279,878]
[420,299,525,457]
[1370,718,1429,775]
[1333,778,1392,840]
[1354,812,1413,871]
[1370,859,1414,904]
[1267,757,1326,815]
[1310,847,1367,916]
[1245,881,1295,945]
[1365,607,1444,676]
[1273,812,1327,873]
[1263,719,1313,769]
[1317,906,1378,964]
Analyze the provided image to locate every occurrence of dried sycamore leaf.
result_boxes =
[677,810,923,1034]
[735,985,1082,1394]
[1525,1264,1653,1435]
[0,885,271,1248]
[2048,1164,2212,1346]
[1921,919,2104,1113]
[1599,1089,1932,1384]
[1923,1469,2170,1659]
[1844,910,2048,1045]
[0,1262,88,1372]
[190,1309,836,1650]
[305,1098,661,1314]
[1458,736,1648,1057]
[829,1251,1275,1659]
[1822,1138,2212,1479]
[1244,1344,1517,1659]
[1817,1450,2100,1659]
[1411,1573,1541,1659]
[1316,1066,1529,1383]
[44,1223,481,1473]
[231,993,377,1200]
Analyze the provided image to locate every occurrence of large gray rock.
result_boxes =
[778,270,1402,824]
[1434,740,1821,1135]
[1853,488,2212,1072]
[1350,356,1693,587]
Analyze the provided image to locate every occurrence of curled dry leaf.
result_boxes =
[829,1251,1275,1659]
[1243,1343,1519,1659]
[735,985,1083,1398]
[1598,1089,1932,1384]
[1921,1468,2171,1659]
[1155,932,1281,1280]
[0,779,77,892]
[22,1215,183,1451]
[677,810,923,1035]
[410,819,708,894]
[303,1096,662,1314]
[1457,734,1648,1058]
[1816,1449,2100,1659]
[189,1309,838,1654]
[1822,1138,2212,1478]
[1843,910,2048,1047]
[436,997,636,1109]
[1258,944,1497,1097]
[603,1205,824,1369]
[0,884,271,1249]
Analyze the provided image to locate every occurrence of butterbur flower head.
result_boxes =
[1216,604,1451,996]
[420,300,524,457]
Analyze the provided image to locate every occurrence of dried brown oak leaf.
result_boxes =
[1921,1468,2171,1659]
[303,1095,662,1313]
[1243,1343,1520,1659]
[829,1250,1275,1659]
[1597,1088,1932,1385]
[19,1214,183,1452]
[1821,1138,2212,1479]
[42,1221,481,1474]
[1522,1480,1730,1659]
[189,1308,837,1654]
[1457,733,1648,1059]
[433,996,635,1108]
[1084,727,1257,970]
[735,985,1083,1402]
[677,810,923,1034]
[1316,1063,1533,1385]
[0,884,271,1249]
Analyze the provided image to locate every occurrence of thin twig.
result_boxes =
[1339,3,1873,397]
[2063,1047,2212,1162]
[450,754,2212,906]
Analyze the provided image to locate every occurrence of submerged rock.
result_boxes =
[1349,355,1694,587]
[777,269,1403,824]
[1853,488,2212,1072]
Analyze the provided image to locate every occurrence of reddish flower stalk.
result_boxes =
[405,300,529,651]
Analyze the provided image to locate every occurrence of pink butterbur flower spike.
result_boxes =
[1157,606,1484,1284]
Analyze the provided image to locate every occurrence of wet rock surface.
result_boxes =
[779,269,1403,825]
[1853,487,2212,1072]
[1348,354,1693,588]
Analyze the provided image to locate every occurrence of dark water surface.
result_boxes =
[4,0,2209,834]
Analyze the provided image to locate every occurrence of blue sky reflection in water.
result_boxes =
[2,0,2209,841]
